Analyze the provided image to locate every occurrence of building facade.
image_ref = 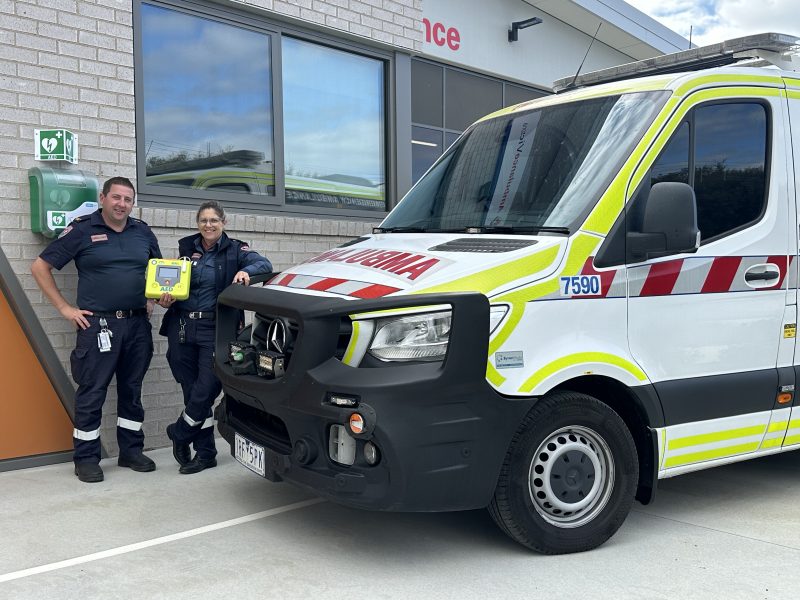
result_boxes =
[0,0,685,464]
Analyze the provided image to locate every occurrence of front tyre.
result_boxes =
[489,391,638,554]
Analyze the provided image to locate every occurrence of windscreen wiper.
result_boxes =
[465,225,571,235]
[374,226,467,233]
[373,226,428,233]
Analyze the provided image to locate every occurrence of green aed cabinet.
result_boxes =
[29,167,99,238]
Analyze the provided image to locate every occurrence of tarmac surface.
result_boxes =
[1,440,799,599]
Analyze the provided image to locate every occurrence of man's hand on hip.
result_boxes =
[60,305,93,330]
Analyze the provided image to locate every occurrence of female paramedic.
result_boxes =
[157,201,272,474]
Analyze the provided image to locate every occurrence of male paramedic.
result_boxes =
[32,176,162,483]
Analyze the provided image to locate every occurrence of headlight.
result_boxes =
[368,311,451,362]
[366,305,509,363]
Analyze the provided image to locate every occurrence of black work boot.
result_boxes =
[166,423,191,466]
[118,452,156,472]
[179,456,217,475]
[74,462,104,483]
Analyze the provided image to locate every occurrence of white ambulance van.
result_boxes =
[214,33,800,553]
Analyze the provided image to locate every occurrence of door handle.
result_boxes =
[744,263,780,286]
[745,270,779,282]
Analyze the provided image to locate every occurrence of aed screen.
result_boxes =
[158,266,180,279]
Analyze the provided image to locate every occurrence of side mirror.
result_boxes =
[628,182,700,262]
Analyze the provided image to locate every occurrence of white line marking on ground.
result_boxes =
[0,498,324,584]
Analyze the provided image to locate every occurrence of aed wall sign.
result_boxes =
[35,129,78,164]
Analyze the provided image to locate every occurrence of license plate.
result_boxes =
[234,432,266,477]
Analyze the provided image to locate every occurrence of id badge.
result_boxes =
[98,329,112,352]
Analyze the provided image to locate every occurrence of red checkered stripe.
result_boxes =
[268,273,401,299]
[571,255,795,299]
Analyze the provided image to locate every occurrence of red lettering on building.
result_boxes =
[423,18,460,51]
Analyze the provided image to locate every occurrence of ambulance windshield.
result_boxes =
[382,91,670,234]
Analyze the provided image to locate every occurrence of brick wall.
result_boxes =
[0,0,414,457]
[238,0,423,51]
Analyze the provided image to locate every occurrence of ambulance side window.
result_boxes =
[651,122,689,185]
[693,103,768,241]
[596,101,769,268]
[650,102,768,243]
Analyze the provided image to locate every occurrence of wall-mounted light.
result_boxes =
[508,16,542,42]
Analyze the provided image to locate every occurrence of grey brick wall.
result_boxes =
[236,0,422,50]
[0,0,412,458]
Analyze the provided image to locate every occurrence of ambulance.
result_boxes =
[214,33,800,553]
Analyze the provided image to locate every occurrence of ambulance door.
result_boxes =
[626,92,792,471]
[783,80,800,449]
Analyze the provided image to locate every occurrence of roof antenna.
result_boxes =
[570,22,602,89]
[689,25,693,49]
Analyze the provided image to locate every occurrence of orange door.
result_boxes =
[0,288,73,460]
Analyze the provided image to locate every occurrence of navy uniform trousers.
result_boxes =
[70,314,153,463]
[165,316,219,460]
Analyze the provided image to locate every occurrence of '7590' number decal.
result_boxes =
[560,275,602,297]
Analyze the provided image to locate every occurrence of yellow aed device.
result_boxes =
[145,258,192,300]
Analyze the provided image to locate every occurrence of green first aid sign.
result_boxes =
[35,129,78,164]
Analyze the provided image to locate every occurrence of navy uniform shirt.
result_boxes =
[39,209,162,312]
[176,236,270,313]
[182,237,220,312]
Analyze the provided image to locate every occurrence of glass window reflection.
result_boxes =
[282,37,386,212]
[141,4,275,196]
[412,126,443,182]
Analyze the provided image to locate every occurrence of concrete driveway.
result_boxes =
[1,441,799,599]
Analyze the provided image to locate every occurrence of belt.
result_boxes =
[91,308,148,319]
[181,310,215,320]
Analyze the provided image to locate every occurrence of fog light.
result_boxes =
[329,424,355,466]
[349,413,365,434]
[364,441,380,465]
[328,393,359,408]
[257,350,285,378]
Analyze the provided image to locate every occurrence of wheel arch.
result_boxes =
[552,375,663,505]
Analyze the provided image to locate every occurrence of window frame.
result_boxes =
[133,0,394,219]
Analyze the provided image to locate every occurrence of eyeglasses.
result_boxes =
[198,218,222,225]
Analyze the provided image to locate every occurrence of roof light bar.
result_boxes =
[554,32,800,93]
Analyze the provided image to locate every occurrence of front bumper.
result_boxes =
[215,285,536,512]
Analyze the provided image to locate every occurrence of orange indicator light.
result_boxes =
[349,413,365,434]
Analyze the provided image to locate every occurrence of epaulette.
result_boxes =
[129,216,149,226]
[232,238,252,251]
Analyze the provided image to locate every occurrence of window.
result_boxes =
[410,59,548,185]
[638,102,768,242]
[140,4,275,198]
[282,37,385,212]
[136,1,389,215]
[383,92,668,233]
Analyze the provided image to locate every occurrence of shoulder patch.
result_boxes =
[239,244,250,252]
[58,225,73,239]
